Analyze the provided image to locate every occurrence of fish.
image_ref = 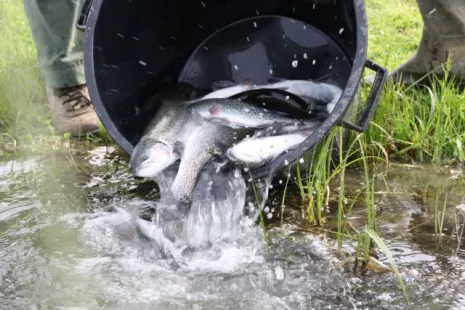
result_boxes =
[168,121,255,205]
[261,77,343,114]
[226,129,316,167]
[211,77,343,114]
[186,98,305,129]
[129,86,204,178]
[186,76,256,103]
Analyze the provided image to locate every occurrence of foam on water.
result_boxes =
[8,151,465,308]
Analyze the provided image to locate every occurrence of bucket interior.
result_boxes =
[85,0,361,154]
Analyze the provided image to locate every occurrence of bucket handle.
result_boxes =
[76,0,94,31]
[339,59,388,133]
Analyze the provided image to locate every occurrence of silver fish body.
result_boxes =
[227,129,315,167]
[257,79,343,114]
[129,93,203,178]
[210,77,343,114]
[186,76,255,103]
[169,122,254,204]
[187,98,304,129]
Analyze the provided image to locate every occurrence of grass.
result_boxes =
[1,0,464,305]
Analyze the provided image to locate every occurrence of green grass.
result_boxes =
[0,2,47,136]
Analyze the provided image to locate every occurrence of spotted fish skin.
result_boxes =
[187,98,304,129]
[168,122,254,204]
[128,85,203,178]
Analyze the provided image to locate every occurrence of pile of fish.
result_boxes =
[128,76,342,215]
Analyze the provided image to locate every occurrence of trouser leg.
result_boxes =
[23,0,86,89]
[390,0,465,85]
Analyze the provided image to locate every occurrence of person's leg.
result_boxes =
[389,0,465,87]
[24,0,100,136]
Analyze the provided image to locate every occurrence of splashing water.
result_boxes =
[5,149,465,308]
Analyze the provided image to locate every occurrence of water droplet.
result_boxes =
[243,108,250,112]
[234,65,239,70]
[292,60,298,68]
[336,56,339,60]
[269,69,273,74]
[312,3,316,9]
[312,59,316,65]
[264,206,270,213]
[299,158,304,163]
[198,24,204,29]
[246,135,250,138]
[248,178,253,183]
[259,113,263,118]
[285,96,289,100]
[269,184,274,189]
[292,7,295,13]
[256,9,260,15]
[139,60,147,66]
[271,208,275,212]
[116,33,124,38]
[303,25,306,30]
[279,180,283,184]
[339,28,344,35]
[294,54,297,59]
[243,167,249,172]
[208,181,213,186]
[303,53,308,59]
[329,65,332,70]
[132,36,139,41]
[267,213,273,219]
[284,160,289,165]
[170,36,177,40]
[253,22,257,28]
[246,36,250,42]
[203,46,209,51]
[200,1,206,7]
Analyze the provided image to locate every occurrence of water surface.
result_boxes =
[1,146,465,309]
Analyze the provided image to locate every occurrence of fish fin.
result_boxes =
[211,80,237,91]
[268,77,288,84]
[240,75,254,88]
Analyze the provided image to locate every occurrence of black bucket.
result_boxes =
[77,0,387,178]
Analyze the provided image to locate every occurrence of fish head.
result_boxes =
[129,137,178,177]
[227,140,268,166]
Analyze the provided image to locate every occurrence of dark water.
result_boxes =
[1,145,465,309]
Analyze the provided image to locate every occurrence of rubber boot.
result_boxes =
[389,0,465,88]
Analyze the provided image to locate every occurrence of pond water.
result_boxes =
[1,145,465,309]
